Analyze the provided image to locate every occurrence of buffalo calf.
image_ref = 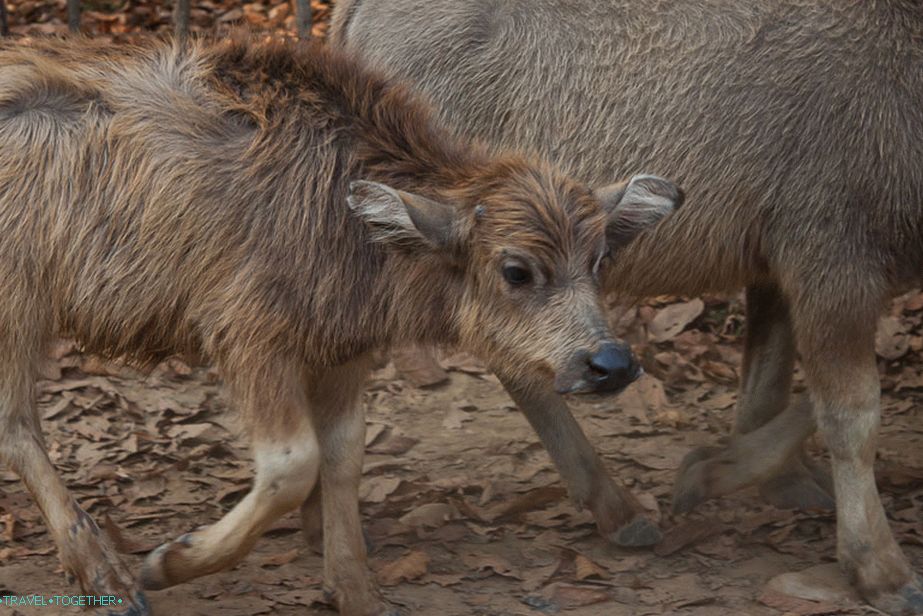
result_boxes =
[0,36,680,615]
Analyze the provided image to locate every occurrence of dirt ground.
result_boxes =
[1,293,922,616]
[2,3,923,615]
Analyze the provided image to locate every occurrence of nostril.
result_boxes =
[587,360,610,381]
[586,343,635,385]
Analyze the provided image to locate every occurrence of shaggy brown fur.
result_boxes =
[0,35,679,616]
[334,1,923,613]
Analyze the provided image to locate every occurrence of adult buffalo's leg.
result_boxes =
[500,375,662,547]
[674,284,833,512]
[300,484,324,549]
[792,285,922,614]
[673,395,818,512]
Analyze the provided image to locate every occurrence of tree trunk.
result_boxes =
[174,0,190,42]
[67,0,80,32]
[0,0,8,37]
[294,0,311,38]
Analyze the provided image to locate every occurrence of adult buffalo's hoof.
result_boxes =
[672,445,722,514]
[326,582,403,616]
[609,515,662,547]
[332,595,403,616]
[100,590,151,616]
[758,465,834,511]
[866,574,923,616]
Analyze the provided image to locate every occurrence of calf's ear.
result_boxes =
[348,180,462,251]
[595,174,684,249]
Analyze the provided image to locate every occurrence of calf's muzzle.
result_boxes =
[585,342,641,394]
[555,341,642,395]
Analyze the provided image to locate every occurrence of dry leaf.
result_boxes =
[272,588,327,607]
[423,572,467,587]
[574,554,609,581]
[615,373,672,425]
[258,548,299,567]
[360,476,402,504]
[399,502,458,528]
[765,563,860,604]
[442,406,474,430]
[364,422,388,447]
[462,553,521,580]
[0,513,14,543]
[655,518,726,557]
[539,583,612,610]
[367,432,418,455]
[487,486,567,522]
[877,316,910,360]
[648,299,705,342]
[376,550,430,586]
[758,589,842,615]
[521,560,564,592]
[102,514,159,555]
[439,351,486,375]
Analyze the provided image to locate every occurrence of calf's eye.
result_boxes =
[502,264,532,286]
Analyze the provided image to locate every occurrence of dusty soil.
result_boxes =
[2,3,923,615]
[1,293,923,616]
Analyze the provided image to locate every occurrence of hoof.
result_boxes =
[609,515,662,547]
[867,574,923,616]
[327,585,400,616]
[335,599,403,616]
[758,465,835,511]
[672,445,721,514]
[140,541,181,591]
[802,453,834,496]
[363,527,376,554]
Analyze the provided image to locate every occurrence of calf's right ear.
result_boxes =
[595,174,684,249]
[348,180,463,252]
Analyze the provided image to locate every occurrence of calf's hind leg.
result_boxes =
[0,347,148,615]
[674,284,833,513]
[141,363,320,589]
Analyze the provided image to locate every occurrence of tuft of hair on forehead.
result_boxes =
[474,158,607,259]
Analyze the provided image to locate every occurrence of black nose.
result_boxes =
[585,342,640,393]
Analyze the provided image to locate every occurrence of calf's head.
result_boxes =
[349,169,682,394]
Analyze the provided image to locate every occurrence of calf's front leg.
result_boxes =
[302,367,662,552]
[499,376,662,547]
[308,355,398,616]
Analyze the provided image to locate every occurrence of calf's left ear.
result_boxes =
[348,180,462,251]
[595,174,684,249]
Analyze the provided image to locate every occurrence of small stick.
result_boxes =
[174,0,190,42]
[67,0,80,32]
[294,0,311,38]
[0,0,9,37]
